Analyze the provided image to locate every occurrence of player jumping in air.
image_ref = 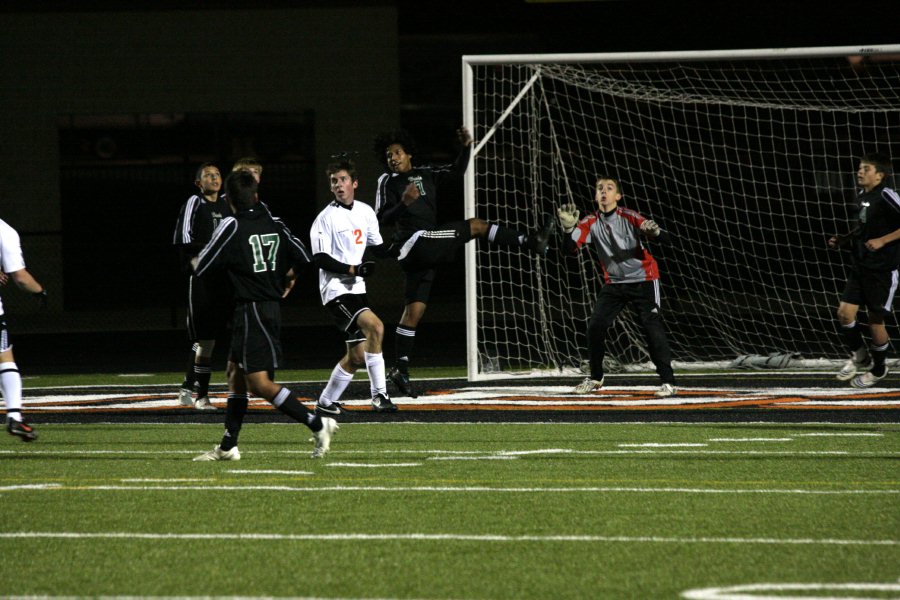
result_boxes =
[374,126,555,397]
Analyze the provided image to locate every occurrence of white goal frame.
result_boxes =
[462,45,900,381]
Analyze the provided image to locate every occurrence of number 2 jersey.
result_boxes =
[194,206,311,302]
[310,199,383,305]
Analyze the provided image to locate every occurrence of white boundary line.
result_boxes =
[10,484,899,495]
[0,531,895,546]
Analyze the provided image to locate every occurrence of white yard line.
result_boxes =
[0,531,894,546]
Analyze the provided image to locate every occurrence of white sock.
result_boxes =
[0,362,22,421]
[320,363,353,405]
[365,352,387,396]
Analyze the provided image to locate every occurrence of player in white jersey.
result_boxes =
[0,218,48,441]
[311,159,397,413]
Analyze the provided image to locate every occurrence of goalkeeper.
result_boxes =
[558,176,677,397]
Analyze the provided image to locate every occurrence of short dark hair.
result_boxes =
[595,175,623,196]
[326,159,357,181]
[225,169,258,210]
[860,152,893,177]
[373,129,417,168]
[194,162,219,181]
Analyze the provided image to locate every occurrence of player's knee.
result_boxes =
[345,350,366,371]
[587,318,611,338]
[468,218,488,238]
[196,339,216,358]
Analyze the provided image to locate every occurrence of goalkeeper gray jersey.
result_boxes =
[569,207,661,284]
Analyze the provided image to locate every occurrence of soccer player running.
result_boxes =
[558,176,677,397]
[173,162,232,410]
[0,218,47,441]
[828,152,900,387]
[192,170,338,460]
[311,159,397,414]
[374,126,555,396]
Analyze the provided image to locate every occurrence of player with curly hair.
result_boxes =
[373,126,554,398]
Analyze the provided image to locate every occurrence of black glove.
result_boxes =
[33,289,48,309]
[356,261,376,278]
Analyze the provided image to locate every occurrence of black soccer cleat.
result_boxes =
[7,418,37,442]
[388,366,418,398]
[371,393,398,413]
[315,400,345,417]
[525,214,556,255]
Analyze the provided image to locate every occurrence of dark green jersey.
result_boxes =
[195,206,310,302]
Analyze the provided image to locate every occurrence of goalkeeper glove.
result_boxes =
[640,219,660,237]
[356,261,376,278]
[557,203,579,233]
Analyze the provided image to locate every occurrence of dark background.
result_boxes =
[1,0,897,373]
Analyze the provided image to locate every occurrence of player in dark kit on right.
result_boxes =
[192,170,338,460]
[828,152,900,388]
[374,126,555,397]
[173,162,232,411]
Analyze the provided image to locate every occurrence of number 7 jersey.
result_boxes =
[195,206,311,302]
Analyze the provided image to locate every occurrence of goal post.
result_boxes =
[462,45,900,381]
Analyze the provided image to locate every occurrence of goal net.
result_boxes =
[462,45,900,380]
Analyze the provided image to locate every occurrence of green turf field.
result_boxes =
[1,421,897,598]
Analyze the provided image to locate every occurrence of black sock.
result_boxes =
[220,393,249,451]
[272,387,319,429]
[871,342,889,376]
[395,325,416,368]
[839,322,866,355]
[488,224,523,247]
[194,364,212,398]
[181,346,197,389]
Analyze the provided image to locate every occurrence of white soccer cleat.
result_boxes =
[573,377,604,394]
[178,387,194,406]
[193,396,217,411]
[311,417,339,458]
[192,445,240,461]
[836,354,872,381]
[655,383,678,397]
[850,367,888,389]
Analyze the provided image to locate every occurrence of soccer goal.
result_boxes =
[462,45,900,381]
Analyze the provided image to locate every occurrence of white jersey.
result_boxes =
[311,199,383,304]
[0,218,26,315]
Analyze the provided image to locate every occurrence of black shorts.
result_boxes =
[398,221,472,271]
[325,293,370,344]
[398,221,471,304]
[591,279,663,329]
[841,267,899,316]
[187,273,233,340]
[229,301,282,374]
